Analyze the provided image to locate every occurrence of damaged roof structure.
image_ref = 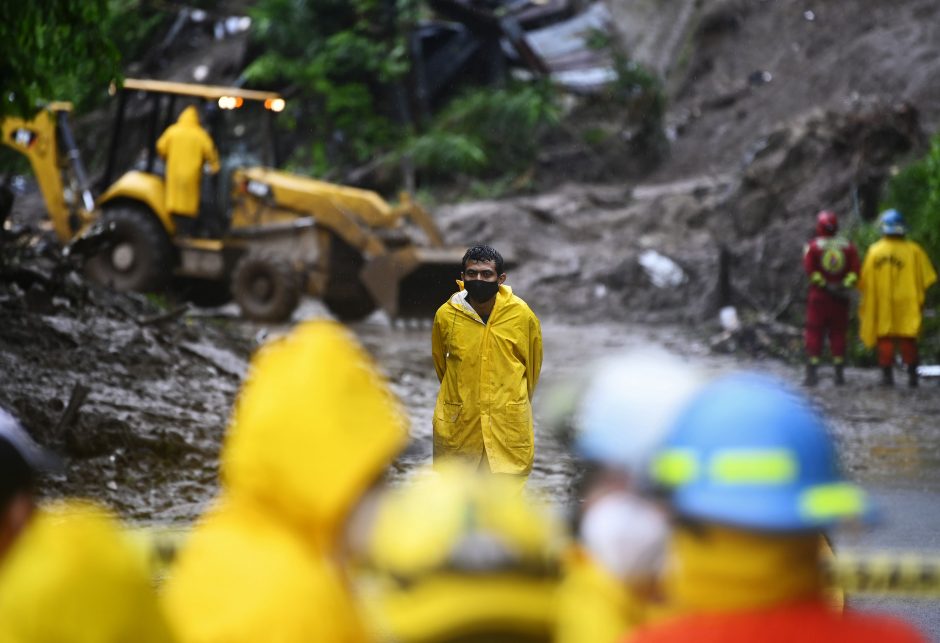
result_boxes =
[410,0,618,119]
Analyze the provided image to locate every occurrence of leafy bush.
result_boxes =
[0,0,121,119]
[246,0,417,173]
[402,84,561,182]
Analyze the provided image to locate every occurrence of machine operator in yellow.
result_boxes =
[162,320,407,643]
[431,245,543,488]
[156,105,220,235]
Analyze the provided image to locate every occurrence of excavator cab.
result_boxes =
[4,79,465,322]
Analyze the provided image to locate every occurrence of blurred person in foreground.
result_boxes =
[162,320,408,643]
[0,407,175,643]
[364,461,565,643]
[858,209,937,387]
[547,350,704,643]
[432,245,542,488]
[802,210,860,387]
[629,373,924,643]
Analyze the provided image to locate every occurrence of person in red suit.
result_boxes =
[802,210,859,386]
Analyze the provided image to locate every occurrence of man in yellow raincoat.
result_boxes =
[162,320,407,643]
[0,408,175,643]
[431,245,543,482]
[858,209,937,387]
[156,105,220,236]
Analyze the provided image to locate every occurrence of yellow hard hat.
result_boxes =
[367,462,566,642]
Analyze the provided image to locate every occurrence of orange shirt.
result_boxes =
[628,599,924,643]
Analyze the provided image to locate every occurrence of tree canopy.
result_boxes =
[0,0,121,120]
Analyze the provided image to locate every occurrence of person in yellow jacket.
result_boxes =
[364,462,565,643]
[431,245,543,483]
[858,209,937,387]
[0,408,175,643]
[162,320,408,643]
[156,104,220,236]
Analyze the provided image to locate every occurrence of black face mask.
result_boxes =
[464,279,499,303]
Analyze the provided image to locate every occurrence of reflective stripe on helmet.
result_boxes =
[653,448,798,487]
[651,449,698,486]
[799,482,867,520]
[709,449,797,484]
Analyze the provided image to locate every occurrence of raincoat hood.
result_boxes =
[221,320,407,541]
[177,105,200,127]
[0,501,175,643]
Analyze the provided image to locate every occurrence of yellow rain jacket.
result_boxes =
[156,105,220,216]
[431,284,543,475]
[162,320,407,643]
[555,546,650,643]
[858,237,937,347]
[0,501,176,643]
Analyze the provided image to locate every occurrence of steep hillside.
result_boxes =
[652,0,940,179]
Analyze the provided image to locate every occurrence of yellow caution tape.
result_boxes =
[126,528,940,598]
[825,550,940,598]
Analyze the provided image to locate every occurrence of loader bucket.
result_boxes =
[360,246,466,319]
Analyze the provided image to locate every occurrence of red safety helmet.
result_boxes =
[815,210,838,236]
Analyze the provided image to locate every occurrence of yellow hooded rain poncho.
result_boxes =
[0,501,176,643]
[858,237,937,347]
[156,105,220,216]
[431,284,543,476]
[162,320,408,643]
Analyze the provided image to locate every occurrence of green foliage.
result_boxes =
[860,134,940,269]
[0,0,121,119]
[400,132,486,176]
[246,0,418,172]
[104,0,172,68]
[403,84,561,181]
[610,55,666,130]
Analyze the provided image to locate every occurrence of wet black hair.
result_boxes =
[462,245,504,275]
[0,438,35,513]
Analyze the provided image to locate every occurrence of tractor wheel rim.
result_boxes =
[111,243,136,272]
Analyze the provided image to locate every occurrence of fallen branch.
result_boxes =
[138,304,190,327]
[54,383,90,441]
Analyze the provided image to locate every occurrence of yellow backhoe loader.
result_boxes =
[1,79,464,321]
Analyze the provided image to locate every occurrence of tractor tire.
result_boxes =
[321,234,377,322]
[231,251,301,322]
[85,205,173,293]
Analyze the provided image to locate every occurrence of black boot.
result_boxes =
[881,366,895,387]
[803,363,818,387]
[834,363,845,386]
[908,364,919,388]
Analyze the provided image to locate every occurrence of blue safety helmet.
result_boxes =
[650,373,874,532]
[880,209,907,236]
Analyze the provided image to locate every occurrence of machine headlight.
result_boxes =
[264,97,286,112]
